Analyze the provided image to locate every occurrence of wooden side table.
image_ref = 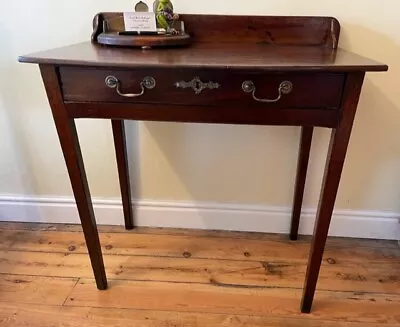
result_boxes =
[19,14,388,312]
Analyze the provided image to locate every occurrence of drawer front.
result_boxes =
[60,67,345,109]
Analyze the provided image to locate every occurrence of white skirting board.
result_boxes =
[0,195,399,240]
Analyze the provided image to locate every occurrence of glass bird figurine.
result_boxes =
[153,0,179,33]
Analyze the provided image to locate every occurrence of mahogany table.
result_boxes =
[19,14,388,313]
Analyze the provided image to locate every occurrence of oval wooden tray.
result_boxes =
[97,32,192,48]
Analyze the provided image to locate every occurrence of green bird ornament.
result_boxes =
[154,0,179,32]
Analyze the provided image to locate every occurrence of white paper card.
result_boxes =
[123,12,157,32]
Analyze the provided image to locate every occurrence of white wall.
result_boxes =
[1,1,400,237]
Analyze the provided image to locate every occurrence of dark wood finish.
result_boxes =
[39,65,107,290]
[60,67,345,109]
[19,15,388,313]
[18,42,387,72]
[290,126,314,240]
[18,15,387,72]
[91,12,103,42]
[112,120,134,230]
[65,102,340,128]
[97,32,192,48]
[93,13,341,48]
[301,72,366,313]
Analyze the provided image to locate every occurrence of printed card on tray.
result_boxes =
[123,12,157,32]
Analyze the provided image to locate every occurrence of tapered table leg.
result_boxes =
[40,65,107,290]
[112,120,134,230]
[290,126,313,240]
[301,72,365,313]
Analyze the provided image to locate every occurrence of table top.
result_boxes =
[19,41,388,73]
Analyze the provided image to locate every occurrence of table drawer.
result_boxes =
[60,67,345,109]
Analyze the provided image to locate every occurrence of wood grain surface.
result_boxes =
[64,102,340,127]
[0,250,398,294]
[18,43,388,72]
[65,280,400,323]
[4,303,400,327]
[0,222,397,248]
[96,32,192,48]
[1,229,399,264]
[93,14,341,48]
[39,64,107,290]
[301,72,366,312]
[111,120,134,230]
[0,222,398,326]
[290,126,314,240]
[18,14,387,72]
[60,67,345,108]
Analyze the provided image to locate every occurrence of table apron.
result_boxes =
[64,102,340,128]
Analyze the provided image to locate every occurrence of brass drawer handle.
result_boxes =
[242,80,293,103]
[175,77,220,95]
[105,76,156,98]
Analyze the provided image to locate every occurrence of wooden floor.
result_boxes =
[0,222,398,326]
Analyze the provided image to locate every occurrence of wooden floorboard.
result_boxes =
[0,250,398,293]
[2,303,399,327]
[1,303,399,327]
[0,274,77,306]
[0,230,398,264]
[0,222,398,326]
[66,279,400,324]
[0,221,397,248]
